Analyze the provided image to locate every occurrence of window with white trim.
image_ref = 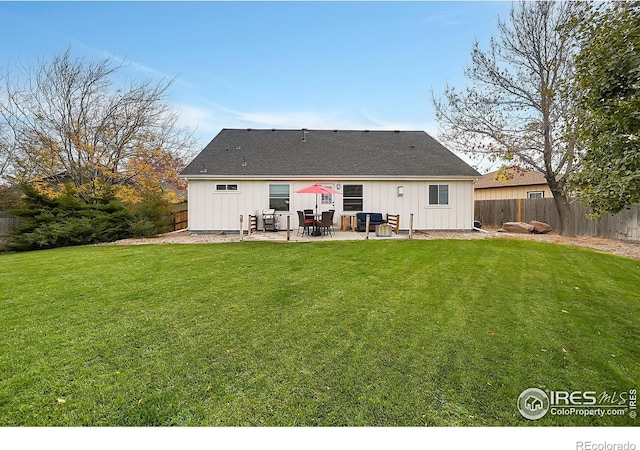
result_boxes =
[428,184,449,205]
[343,184,363,211]
[269,184,290,211]
[216,184,238,192]
[527,191,544,199]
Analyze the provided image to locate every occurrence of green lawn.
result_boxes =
[0,240,638,426]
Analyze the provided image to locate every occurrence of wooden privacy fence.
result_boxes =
[171,209,188,231]
[475,198,640,241]
[0,211,19,250]
[0,211,20,234]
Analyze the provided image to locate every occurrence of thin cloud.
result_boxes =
[418,3,497,28]
[420,11,468,27]
[358,109,427,131]
[0,14,191,89]
[200,103,351,130]
[199,102,429,131]
[175,102,453,153]
[55,38,192,88]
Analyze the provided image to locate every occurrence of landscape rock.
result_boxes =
[529,220,553,234]
[500,222,535,233]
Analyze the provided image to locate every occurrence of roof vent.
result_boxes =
[302,128,308,143]
[247,128,252,131]
[364,129,369,132]
[199,164,207,173]
[241,157,247,167]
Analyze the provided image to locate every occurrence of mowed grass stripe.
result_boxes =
[0,240,638,426]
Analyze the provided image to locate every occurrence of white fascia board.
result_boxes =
[181,174,478,181]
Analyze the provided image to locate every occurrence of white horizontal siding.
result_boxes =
[187,179,475,232]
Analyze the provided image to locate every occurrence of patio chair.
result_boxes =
[297,210,314,236]
[304,209,314,221]
[315,211,333,237]
[328,209,336,234]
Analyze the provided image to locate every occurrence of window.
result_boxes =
[528,191,544,199]
[428,184,449,205]
[343,184,363,211]
[321,185,334,205]
[269,184,290,211]
[216,184,238,191]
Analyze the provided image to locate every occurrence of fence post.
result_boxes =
[517,198,523,222]
[239,215,244,241]
[410,214,414,239]
[365,214,371,239]
[286,215,290,241]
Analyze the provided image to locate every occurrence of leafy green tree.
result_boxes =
[569,1,640,216]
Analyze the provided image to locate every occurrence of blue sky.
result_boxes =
[0,1,512,152]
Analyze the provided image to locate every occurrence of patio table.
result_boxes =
[310,214,323,236]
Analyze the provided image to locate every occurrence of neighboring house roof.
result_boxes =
[474,169,547,189]
[180,129,480,178]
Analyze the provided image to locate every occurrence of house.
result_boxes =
[474,168,551,200]
[179,128,480,232]
[525,395,543,411]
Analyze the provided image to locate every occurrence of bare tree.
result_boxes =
[0,123,12,183]
[433,1,579,236]
[0,49,195,202]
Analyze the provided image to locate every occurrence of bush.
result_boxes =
[128,218,159,238]
[124,192,172,238]
[6,185,133,251]
[6,185,178,251]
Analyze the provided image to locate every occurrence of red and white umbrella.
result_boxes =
[294,183,341,217]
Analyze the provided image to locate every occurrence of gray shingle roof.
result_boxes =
[180,129,480,178]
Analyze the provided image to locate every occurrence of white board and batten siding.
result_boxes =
[187,179,476,232]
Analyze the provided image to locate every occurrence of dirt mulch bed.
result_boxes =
[421,229,640,261]
[112,229,640,260]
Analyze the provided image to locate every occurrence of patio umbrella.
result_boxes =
[294,183,341,217]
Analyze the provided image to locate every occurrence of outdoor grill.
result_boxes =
[262,208,277,232]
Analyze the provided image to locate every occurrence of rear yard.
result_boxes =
[0,239,638,426]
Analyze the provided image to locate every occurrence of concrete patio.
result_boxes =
[242,229,413,242]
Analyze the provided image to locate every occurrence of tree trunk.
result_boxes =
[550,188,576,237]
